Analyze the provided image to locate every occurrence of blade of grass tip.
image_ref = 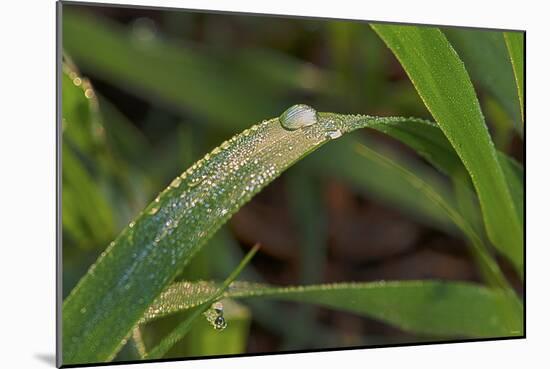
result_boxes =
[144,244,260,360]
[503,32,525,123]
[371,24,523,274]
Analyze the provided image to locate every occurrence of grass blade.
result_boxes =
[62,63,116,247]
[62,106,523,363]
[145,245,259,359]
[445,29,522,133]
[62,107,416,364]
[371,24,523,273]
[146,280,522,338]
[503,32,525,122]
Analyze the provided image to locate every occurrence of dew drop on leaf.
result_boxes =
[325,129,342,140]
[170,177,182,188]
[279,104,318,131]
[203,301,227,331]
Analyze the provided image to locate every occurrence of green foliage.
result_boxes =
[145,245,259,359]
[63,109,429,363]
[145,280,522,338]
[61,63,115,248]
[445,29,522,133]
[503,32,525,122]
[61,7,524,365]
[371,24,523,274]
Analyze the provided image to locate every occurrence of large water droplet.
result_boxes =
[279,104,318,131]
[203,301,228,331]
[214,316,227,330]
[325,129,342,140]
[170,177,182,188]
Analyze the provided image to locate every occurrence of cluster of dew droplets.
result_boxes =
[203,301,227,331]
[140,104,348,274]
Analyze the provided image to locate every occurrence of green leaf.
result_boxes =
[146,280,523,338]
[62,63,116,247]
[62,107,419,364]
[445,29,522,133]
[145,245,259,359]
[62,145,115,246]
[503,32,525,122]
[498,154,524,226]
[62,106,523,364]
[371,24,523,273]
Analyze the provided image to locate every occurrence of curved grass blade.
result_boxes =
[145,280,522,338]
[62,107,410,364]
[371,24,523,273]
[62,108,523,364]
[145,245,259,359]
[503,32,525,122]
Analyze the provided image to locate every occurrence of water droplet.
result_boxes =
[203,301,228,331]
[189,176,204,188]
[325,129,342,140]
[148,207,159,215]
[170,176,182,188]
[84,88,94,99]
[214,316,227,330]
[129,222,135,228]
[279,104,318,131]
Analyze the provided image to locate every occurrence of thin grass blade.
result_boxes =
[146,280,522,338]
[503,32,525,122]
[145,245,259,359]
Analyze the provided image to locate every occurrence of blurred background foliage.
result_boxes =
[61,3,524,361]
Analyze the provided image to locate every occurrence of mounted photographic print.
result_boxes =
[57,1,525,367]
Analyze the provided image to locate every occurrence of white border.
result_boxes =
[1,0,547,368]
